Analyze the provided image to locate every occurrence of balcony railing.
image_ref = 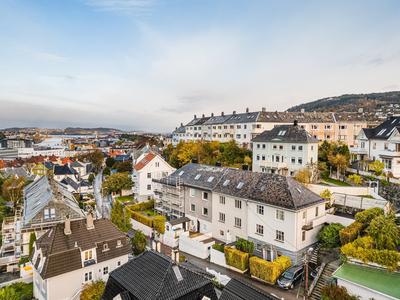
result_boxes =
[83,259,96,267]
[349,147,368,155]
[259,161,288,169]
[302,221,313,231]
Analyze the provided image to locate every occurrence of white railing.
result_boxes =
[70,288,82,300]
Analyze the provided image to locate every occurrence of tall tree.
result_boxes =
[367,214,400,250]
[2,175,26,210]
[116,160,133,173]
[130,229,147,255]
[29,232,37,257]
[102,172,133,197]
[105,157,115,168]
[110,201,132,232]
[80,279,105,300]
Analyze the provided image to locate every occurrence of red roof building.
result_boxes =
[133,153,156,171]
[61,158,73,165]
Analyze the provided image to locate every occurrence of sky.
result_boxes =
[1,0,400,132]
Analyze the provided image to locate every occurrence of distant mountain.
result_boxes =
[63,127,125,135]
[287,91,400,115]
[1,127,125,135]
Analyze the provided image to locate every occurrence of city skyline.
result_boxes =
[1,0,400,131]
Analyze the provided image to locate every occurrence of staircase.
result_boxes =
[309,260,340,300]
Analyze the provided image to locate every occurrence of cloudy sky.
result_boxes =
[1,0,400,132]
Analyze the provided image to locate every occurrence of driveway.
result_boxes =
[93,171,112,219]
[180,251,304,300]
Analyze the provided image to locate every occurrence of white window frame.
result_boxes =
[219,196,225,205]
[276,230,284,242]
[276,209,284,221]
[235,199,242,209]
[190,204,195,212]
[202,191,209,201]
[219,212,225,222]
[202,207,208,216]
[234,217,241,228]
[84,271,93,282]
[256,205,264,215]
[190,188,195,197]
[44,209,49,220]
[255,224,264,236]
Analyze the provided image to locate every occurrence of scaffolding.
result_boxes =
[153,175,184,221]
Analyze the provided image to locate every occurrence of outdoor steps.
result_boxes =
[309,261,339,300]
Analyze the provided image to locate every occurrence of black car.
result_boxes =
[311,265,321,278]
[277,265,305,289]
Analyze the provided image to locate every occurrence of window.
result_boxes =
[42,280,45,292]
[262,144,266,149]
[257,205,264,215]
[373,143,376,149]
[190,188,195,197]
[236,134,241,139]
[44,209,49,220]
[276,230,284,242]
[84,271,93,282]
[155,162,159,167]
[298,158,303,164]
[273,144,277,149]
[384,143,389,150]
[235,199,242,209]
[220,230,224,236]
[262,155,265,161]
[302,231,306,241]
[117,260,122,267]
[256,224,264,235]
[103,243,109,250]
[147,173,151,178]
[103,266,109,275]
[311,125,319,130]
[84,250,92,260]
[219,213,225,222]
[311,146,314,151]
[236,236,240,241]
[324,125,332,130]
[236,182,244,189]
[303,211,306,220]
[257,144,260,149]
[219,196,225,204]
[276,156,280,162]
[291,145,296,151]
[339,125,347,130]
[291,157,295,164]
[256,155,260,160]
[237,125,241,129]
[117,240,122,247]
[50,208,55,219]
[244,125,247,129]
[190,204,195,212]
[207,176,214,182]
[234,217,241,228]
[147,184,151,190]
[203,192,209,200]
[202,207,208,216]
[279,145,283,150]
[315,207,319,217]
[230,125,234,129]
[223,180,230,186]
[276,210,284,221]
[298,146,303,151]
[204,224,207,231]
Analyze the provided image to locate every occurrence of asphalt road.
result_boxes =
[93,171,112,219]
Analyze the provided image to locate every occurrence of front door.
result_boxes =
[197,220,200,233]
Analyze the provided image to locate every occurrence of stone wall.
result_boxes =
[379,183,400,209]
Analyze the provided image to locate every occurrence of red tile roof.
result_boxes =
[37,156,46,163]
[48,155,59,162]
[0,159,7,169]
[61,158,73,165]
[107,150,123,156]
[134,153,156,171]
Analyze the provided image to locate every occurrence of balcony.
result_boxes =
[259,161,288,169]
[132,176,138,182]
[132,187,138,193]
[302,221,313,231]
[349,147,368,155]
[83,259,96,267]
[379,149,400,158]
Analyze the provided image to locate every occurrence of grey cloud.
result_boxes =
[159,93,217,114]
[382,84,398,90]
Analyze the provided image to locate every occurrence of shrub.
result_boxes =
[380,179,390,186]
[18,257,29,267]
[224,246,249,271]
[249,256,291,283]
[339,221,363,245]
[355,207,384,227]
[212,244,225,253]
[131,230,147,255]
[321,170,330,179]
[28,232,36,257]
[321,283,360,300]
[80,279,105,300]
[235,238,254,256]
[153,215,166,235]
[179,255,186,262]
[317,223,345,248]
[341,236,400,271]
[130,210,153,227]
[129,199,155,211]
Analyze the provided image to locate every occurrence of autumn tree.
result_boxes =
[294,168,311,186]
[102,172,133,197]
[131,230,147,255]
[367,214,400,250]
[328,153,349,178]
[102,167,111,176]
[116,160,133,173]
[110,201,132,232]
[75,149,104,170]
[368,160,385,176]
[2,175,26,210]
[80,279,105,300]
[347,174,362,186]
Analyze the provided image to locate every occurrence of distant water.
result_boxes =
[38,135,98,148]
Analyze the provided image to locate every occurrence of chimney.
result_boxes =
[202,114,205,118]
[181,123,183,126]
[221,111,224,116]
[57,192,62,201]
[192,158,198,164]
[262,107,266,112]
[358,108,363,113]
[87,213,94,230]
[211,113,214,117]
[233,111,236,115]
[242,163,248,171]
[301,108,305,113]
[246,107,249,113]
[194,115,197,119]
[216,161,221,167]
[65,215,71,235]
[294,120,298,126]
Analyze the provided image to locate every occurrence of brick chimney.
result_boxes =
[233,111,236,115]
[358,108,363,113]
[194,115,197,119]
[211,113,214,117]
[202,114,205,118]
[57,192,62,201]
[246,107,249,113]
[262,107,266,112]
[87,213,94,230]
[221,111,224,116]
[65,215,71,235]
[301,109,305,113]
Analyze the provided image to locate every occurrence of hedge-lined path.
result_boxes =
[180,251,299,300]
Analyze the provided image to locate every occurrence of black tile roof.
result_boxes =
[220,278,277,300]
[358,117,400,140]
[54,164,78,176]
[101,250,217,300]
[251,125,319,143]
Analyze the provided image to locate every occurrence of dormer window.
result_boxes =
[103,243,109,251]
[117,240,122,247]
[84,250,93,260]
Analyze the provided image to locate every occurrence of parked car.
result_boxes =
[277,265,305,289]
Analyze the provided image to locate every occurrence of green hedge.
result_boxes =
[213,244,225,253]
[235,238,254,256]
[224,246,249,271]
[249,256,291,283]
[341,236,400,271]
[355,207,384,227]
[339,221,363,245]
[130,210,153,227]
[129,199,154,211]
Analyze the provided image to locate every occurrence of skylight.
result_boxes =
[178,171,184,176]
[296,188,301,193]
[223,180,230,187]
[278,131,286,136]
[237,182,244,189]
[387,128,396,136]
[172,265,183,281]
[260,186,265,192]
[207,176,214,182]
[195,174,201,180]
[377,129,387,136]
[392,119,396,124]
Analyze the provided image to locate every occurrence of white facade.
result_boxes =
[18,148,65,158]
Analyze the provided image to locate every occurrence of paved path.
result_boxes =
[180,251,301,300]
[93,172,112,219]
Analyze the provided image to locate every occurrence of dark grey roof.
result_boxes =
[220,278,276,300]
[60,177,79,191]
[2,167,37,181]
[257,111,336,123]
[54,164,78,176]
[333,112,366,122]
[70,161,84,168]
[167,217,191,226]
[115,155,131,162]
[101,250,217,300]
[358,117,400,140]
[186,117,211,126]
[224,112,259,124]
[43,161,55,170]
[173,126,186,134]
[203,115,232,125]
[251,125,319,143]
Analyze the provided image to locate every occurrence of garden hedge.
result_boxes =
[130,210,153,227]
[341,236,400,271]
[213,244,225,253]
[224,246,249,271]
[355,207,384,227]
[249,255,291,283]
[339,221,363,245]
[129,199,155,211]
[235,238,254,256]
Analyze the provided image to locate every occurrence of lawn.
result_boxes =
[323,178,352,186]
[357,195,374,199]
[134,209,158,217]
[116,196,134,203]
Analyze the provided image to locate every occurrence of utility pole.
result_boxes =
[305,250,309,300]
[101,186,104,218]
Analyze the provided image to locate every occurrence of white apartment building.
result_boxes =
[30,216,131,300]
[172,108,366,148]
[252,123,319,175]
[350,116,400,177]
[132,153,176,203]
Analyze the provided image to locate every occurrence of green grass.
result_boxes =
[316,183,330,186]
[115,196,134,203]
[323,178,352,186]
[134,209,158,216]
[357,195,374,199]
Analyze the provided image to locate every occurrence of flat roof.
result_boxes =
[333,263,400,299]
